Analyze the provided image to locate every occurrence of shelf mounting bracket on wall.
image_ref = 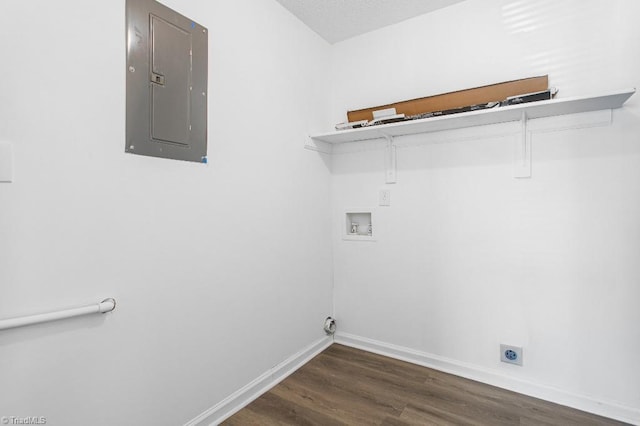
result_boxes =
[514,111,532,178]
[383,134,397,184]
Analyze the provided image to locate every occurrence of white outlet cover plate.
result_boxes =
[0,142,13,182]
[379,189,390,206]
[500,344,523,366]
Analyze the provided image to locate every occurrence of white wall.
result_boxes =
[0,1,332,425]
[330,0,640,421]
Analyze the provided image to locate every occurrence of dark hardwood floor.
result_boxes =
[223,344,628,425]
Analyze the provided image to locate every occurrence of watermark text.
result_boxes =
[1,417,47,425]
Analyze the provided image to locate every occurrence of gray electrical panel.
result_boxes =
[126,0,208,163]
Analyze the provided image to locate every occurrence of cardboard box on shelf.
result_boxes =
[347,75,549,123]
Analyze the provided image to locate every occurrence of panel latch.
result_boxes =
[151,72,165,86]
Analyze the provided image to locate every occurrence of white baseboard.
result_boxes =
[335,332,640,426]
[184,336,333,426]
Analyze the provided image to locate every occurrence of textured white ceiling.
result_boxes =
[275,0,467,44]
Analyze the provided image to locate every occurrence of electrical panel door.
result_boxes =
[126,0,207,163]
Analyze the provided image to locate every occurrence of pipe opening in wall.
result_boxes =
[324,317,336,335]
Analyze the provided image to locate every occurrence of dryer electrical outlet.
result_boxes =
[500,344,523,366]
[126,0,208,163]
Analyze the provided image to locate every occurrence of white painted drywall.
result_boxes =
[0,142,13,182]
[0,1,332,425]
[330,0,640,419]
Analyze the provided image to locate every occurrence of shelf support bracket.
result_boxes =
[514,111,532,178]
[305,136,333,155]
[383,135,397,184]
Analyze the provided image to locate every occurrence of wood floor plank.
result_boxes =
[304,353,413,409]
[412,364,624,426]
[224,391,344,426]
[270,377,388,425]
[322,344,433,384]
[222,406,275,426]
[380,416,416,426]
[269,355,406,423]
[317,349,520,425]
[222,344,629,426]
[399,402,477,426]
